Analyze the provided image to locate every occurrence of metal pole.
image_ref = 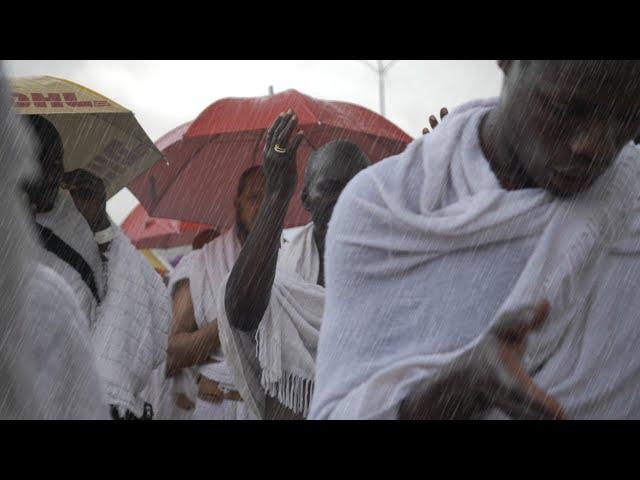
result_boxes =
[268,85,274,96]
[359,60,400,117]
[377,60,385,116]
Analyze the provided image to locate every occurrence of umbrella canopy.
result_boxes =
[128,89,413,230]
[123,122,213,249]
[10,76,163,198]
[121,203,213,249]
[155,120,192,152]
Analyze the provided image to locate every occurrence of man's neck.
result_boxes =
[34,201,54,216]
[312,226,326,259]
[479,109,537,192]
[312,225,326,287]
[93,216,111,233]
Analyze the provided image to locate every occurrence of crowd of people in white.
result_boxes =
[1,60,640,420]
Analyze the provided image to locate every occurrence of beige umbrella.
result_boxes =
[9,75,163,198]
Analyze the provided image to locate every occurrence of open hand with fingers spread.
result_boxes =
[398,300,566,420]
[263,109,304,201]
[62,169,110,233]
[422,107,449,135]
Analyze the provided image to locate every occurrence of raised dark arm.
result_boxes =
[224,111,303,331]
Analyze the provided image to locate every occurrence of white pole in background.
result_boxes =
[360,60,399,117]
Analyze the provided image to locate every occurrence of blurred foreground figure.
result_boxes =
[25,115,170,420]
[0,66,107,419]
[221,111,370,419]
[310,60,640,420]
[166,167,265,420]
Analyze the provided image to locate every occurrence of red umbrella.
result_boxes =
[123,120,213,249]
[128,89,413,230]
[156,120,192,152]
[121,203,212,249]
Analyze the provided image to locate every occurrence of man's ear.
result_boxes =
[497,60,513,75]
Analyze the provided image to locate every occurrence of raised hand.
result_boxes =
[399,300,566,420]
[422,107,449,135]
[62,169,110,233]
[225,111,305,333]
[262,110,304,200]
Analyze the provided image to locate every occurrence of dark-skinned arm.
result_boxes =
[225,110,304,332]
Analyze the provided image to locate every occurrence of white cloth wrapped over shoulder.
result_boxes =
[310,97,640,419]
[217,223,323,419]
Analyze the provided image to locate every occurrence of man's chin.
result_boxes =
[547,172,599,198]
[28,192,57,213]
[39,198,57,212]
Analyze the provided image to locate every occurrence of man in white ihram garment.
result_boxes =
[0,65,107,420]
[165,166,267,420]
[25,113,170,420]
[142,230,225,420]
[309,60,640,420]
[219,110,371,419]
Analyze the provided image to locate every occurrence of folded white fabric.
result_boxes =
[24,264,109,419]
[164,251,199,407]
[92,226,170,417]
[218,223,323,418]
[175,229,242,389]
[36,191,105,327]
[310,97,640,419]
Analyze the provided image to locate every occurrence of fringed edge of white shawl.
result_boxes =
[263,371,314,418]
[255,328,314,418]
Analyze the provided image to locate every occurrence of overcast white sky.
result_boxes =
[5,60,503,224]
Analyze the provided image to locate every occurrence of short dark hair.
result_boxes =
[236,165,263,198]
[25,115,64,164]
[305,140,371,180]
